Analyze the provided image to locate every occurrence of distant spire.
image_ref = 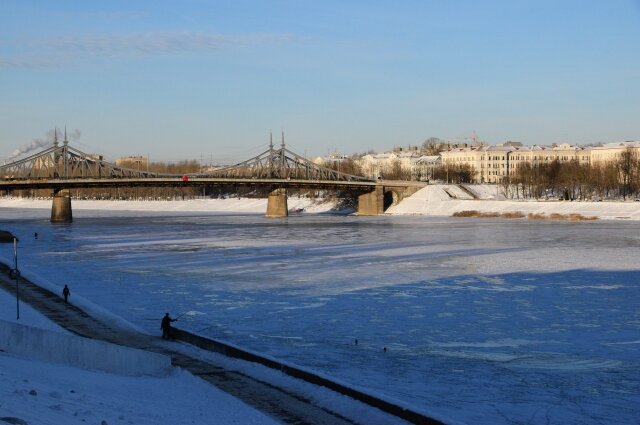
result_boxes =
[54,128,58,146]
[269,131,273,149]
[64,126,68,142]
[281,130,285,148]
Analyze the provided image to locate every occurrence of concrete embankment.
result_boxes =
[173,327,445,425]
[0,319,171,376]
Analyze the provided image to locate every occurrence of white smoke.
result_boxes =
[10,139,50,159]
[8,128,82,160]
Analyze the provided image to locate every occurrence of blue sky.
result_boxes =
[1,1,639,163]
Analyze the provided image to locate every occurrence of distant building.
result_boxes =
[312,153,350,167]
[440,141,640,183]
[344,140,640,183]
[590,141,640,164]
[115,155,148,170]
[392,145,421,153]
[356,152,399,179]
[354,150,430,180]
[413,155,441,181]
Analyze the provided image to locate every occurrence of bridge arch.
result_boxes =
[383,190,399,211]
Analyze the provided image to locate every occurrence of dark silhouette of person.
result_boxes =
[62,285,70,303]
[34,232,38,239]
[161,313,177,339]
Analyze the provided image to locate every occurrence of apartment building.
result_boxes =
[357,152,400,178]
[590,141,640,164]
[355,151,439,179]
[115,155,148,169]
[441,142,639,183]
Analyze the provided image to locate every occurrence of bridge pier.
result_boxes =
[266,188,288,218]
[357,187,384,216]
[51,190,73,223]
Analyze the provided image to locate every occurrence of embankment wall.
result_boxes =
[0,319,170,376]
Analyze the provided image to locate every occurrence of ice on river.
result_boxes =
[1,202,639,424]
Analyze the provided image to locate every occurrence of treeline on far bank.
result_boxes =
[501,149,640,201]
[433,158,640,201]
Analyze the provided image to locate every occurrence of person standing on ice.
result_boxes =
[62,284,70,303]
[161,313,177,339]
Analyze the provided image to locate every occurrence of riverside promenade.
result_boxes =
[0,264,443,425]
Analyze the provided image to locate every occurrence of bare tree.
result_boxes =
[432,164,476,183]
[381,159,412,180]
[324,158,365,177]
[617,147,638,200]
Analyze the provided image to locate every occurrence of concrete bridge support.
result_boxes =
[357,187,384,216]
[51,190,72,223]
[357,182,425,215]
[266,188,288,218]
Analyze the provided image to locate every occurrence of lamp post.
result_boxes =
[0,230,20,319]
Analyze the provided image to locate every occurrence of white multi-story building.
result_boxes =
[440,141,639,183]
[312,153,350,167]
[355,151,436,180]
[329,140,639,183]
[356,152,399,179]
[590,141,640,164]
[413,155,441,181]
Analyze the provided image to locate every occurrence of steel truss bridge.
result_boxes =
[0,136,424,221]
[0,135,423,219]
[0,139,375,189]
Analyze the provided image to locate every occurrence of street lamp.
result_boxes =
[0,230,20,319]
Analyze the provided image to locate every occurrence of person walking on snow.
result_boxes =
[62,284,70,303]
[161,313,177,339]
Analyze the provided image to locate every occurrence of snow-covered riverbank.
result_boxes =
[388,185,640,220]
[2,184,640,220]
[0,196,338,218]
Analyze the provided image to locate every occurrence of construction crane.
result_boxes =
[445,130,481,147]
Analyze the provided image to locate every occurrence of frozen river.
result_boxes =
[2,211,639,424]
